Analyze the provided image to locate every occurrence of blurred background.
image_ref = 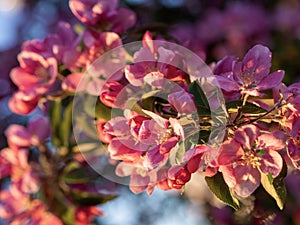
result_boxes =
[1,0,300,224]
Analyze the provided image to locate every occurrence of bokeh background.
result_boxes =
[1,0,300,224]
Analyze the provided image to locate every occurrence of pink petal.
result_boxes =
[111,8,136,33]
[242,44,272,82]
[217,140,243,166]
[115,162,134,177]
[234,125,260,150]
[108,137,145,162]
[221,164,260,197]
[27,116,51,145]
[142,31,155,54]
[144,145,168,169]
[5,125,32,148]
[129,170,150,194]
[258,70,285,91]
[62,73,84,92]
[259,150,283,178]
[160,136,178,154]
[8,91,40,115]
[104,117,130,137]
[257,131,287,151]
[215,75,240,92]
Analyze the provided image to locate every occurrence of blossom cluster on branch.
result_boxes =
[1,0,300,224]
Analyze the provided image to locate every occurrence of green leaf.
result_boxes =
[60,100,73,147]
[61,162,89,184]
[260,161,287,210]
[84,95,112,120]
[69,189,117,206]
[188,81,211,116]
[205,172,240,210]
[189,81,209,108]
[226,101,267,114]
[50,99,62,146]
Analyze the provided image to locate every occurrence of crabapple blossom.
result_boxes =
[5,115,50,149]
[215,45,284,97]
[69,0,136,33]
[217,125,286,197]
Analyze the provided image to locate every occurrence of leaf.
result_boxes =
[226,101,267,114]
[61,162,89,184]
[260,161,287,210]
[205,172,240,210]
[69,189,117,206]
[84,95,112,120]
[50,99,62,146]
[189,81,210,108]
[60,100,73,147]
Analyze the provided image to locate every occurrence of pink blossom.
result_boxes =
[75,206,104,225]
[167,165,191,190]
[125,31,188,87]
[0,185,62,225]
[217,125,286,197]
[22,22,75,62]
[215,45,284,97]
[0,148,39,193]
[168,90,197,115]
[10,51,58,95]
[5,116,50,149]
[100,81,126,108]
[69,0,136,33]
[287,138,300,169]
[183,145,218,176]
[8,90,40,115]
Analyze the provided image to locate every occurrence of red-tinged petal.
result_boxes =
[260,150,283,178]
[138,120,161,145]
[100,32,122,49]
[258,70,285,91]
[108,137,145,162]
[9,91,39,115]
[157,47,176,64]
[234,125,260,150]
[62,73,83,92]
[104,117,130,137]
[10,67,40,89]
[242,44,272,82]
[129,170,150,194]
[215,75,240,92]
[144,145,168,169]
[160,136,178,154]
[219,165,237,188]
[234,165,260,197]
[156,167,171,190]
[133,47,156,63]
[257,131,287,151]
[5,125,31,148]
[287,139,300,162]
[27,116,51,145]
[213,56,236,75]
[168,90,197,114]
[142,31,155,54]
[111,8,136,33]
[124,62,154,87]
[168,165,191,189]
[217,139,243,166]
[115,162,134,177]
[18,168,40,193]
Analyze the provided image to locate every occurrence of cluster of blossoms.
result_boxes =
[1,0,300,224]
